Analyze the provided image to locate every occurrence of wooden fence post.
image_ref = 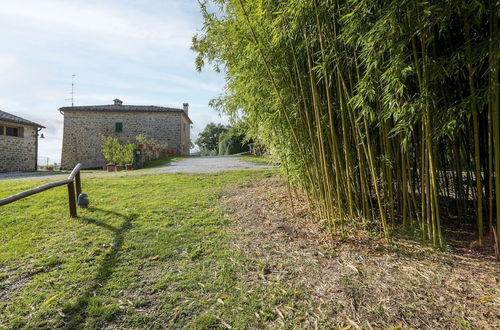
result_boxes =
[0,163,82,216]
[75,171,82,197]
[67,182,77,218]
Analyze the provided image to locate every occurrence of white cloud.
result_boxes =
[159,73,222,93]
[1,1,139,37]
[0,56,18,75]
[0,0,229,164]
[0,0,195,51]
[0,55,52,88]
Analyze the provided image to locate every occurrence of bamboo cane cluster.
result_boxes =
[194,0,499,247]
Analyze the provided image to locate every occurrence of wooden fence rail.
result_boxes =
[0,163,83,217]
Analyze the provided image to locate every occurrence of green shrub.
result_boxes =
[101,136,122,165]
[124,143,136,165]
[102,137,136,165]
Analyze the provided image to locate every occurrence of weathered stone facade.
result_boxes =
[0,110,44,173]
[60,100,191,170]
[0,124,38,172]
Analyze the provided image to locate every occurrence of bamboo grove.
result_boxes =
[193,0,500,248]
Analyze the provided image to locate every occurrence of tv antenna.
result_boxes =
[65,74,77,106]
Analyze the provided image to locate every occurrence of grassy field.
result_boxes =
[0,167,309,329]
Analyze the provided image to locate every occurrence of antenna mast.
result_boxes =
[65,74,77,106]
[71,74,76,106]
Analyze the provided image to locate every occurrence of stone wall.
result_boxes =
[133,148,170,169]
[180,115,191,155]
[0,123,37,172]
[61,110,190,169]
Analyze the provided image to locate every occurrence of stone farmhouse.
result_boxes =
[60,99,192,170]
[0,110,45,172]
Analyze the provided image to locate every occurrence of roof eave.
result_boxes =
[59,105,193,123]
[183,113,193,124]
[0,118,45,129]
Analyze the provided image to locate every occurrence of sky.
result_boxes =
[0,0,228,164]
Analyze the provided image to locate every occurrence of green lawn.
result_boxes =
[142,155,185,169]
[237,154,275,165]
[0,168,304,329]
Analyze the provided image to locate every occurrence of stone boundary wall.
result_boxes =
[133,148,173,169]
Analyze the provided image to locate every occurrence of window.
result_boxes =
[1,125,23,137]
[115,122,123,133]
[6,127,19,137]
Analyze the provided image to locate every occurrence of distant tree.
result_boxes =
[195,122,228,153]
[218,123,252,155]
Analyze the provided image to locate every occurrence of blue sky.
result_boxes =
[0,0,227,164]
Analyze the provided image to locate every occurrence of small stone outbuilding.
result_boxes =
[60,99,192,170]
[0,110,45,172]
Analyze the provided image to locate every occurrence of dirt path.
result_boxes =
[156,156,271,173]
[222,177,500,329]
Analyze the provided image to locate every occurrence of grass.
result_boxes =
[142,155,185,169]
[0,168,309,328]
[238,154,275,165]
[3,161,495,329]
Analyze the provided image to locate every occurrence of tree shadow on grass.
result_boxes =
[61,207,137,328]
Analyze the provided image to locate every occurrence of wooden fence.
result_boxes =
[0,163,83,217]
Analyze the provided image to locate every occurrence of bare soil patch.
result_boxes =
[222,177,499,329]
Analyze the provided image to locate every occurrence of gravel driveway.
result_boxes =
[0,156,271,181]
[157,156,271,173]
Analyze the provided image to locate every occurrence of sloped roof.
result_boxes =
[0,110,45,128]
[59,104,193,123]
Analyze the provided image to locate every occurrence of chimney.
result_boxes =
[114,98,123,106]
[183,103,189,115]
